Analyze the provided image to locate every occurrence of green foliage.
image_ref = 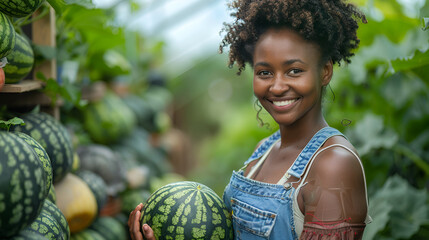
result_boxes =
[0,117,24,131]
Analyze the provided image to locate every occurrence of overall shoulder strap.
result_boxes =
[288,127,344,178]
[244,130,281,166]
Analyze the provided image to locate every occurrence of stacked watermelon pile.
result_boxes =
[0,0,40,88]
[0,110,75,239]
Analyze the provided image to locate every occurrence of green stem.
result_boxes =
[393,144,429,176]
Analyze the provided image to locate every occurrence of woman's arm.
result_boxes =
[299,146,368,239]
[128,203,156,240]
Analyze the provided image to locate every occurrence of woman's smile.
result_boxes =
[267,97,300,109]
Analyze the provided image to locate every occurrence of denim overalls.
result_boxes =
[223,127,343,239]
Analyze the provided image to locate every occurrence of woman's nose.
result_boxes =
[269,74,289,94]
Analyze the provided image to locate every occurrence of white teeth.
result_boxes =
[273,99,297,107]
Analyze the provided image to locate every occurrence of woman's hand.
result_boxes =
[128,203,156,240]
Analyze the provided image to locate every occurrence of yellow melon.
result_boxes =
[54,173,98,233]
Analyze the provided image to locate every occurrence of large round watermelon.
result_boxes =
[89,216,127,240]
[82,92,137,145]
[76,144,126,196]
[0,131,46,238]
[11,111,74,183]
[4,33,34,83]
[70,228,104,240]
[141,181,233,240]
[22,201,66,240]
[0,0,45,18]
[0,11,16,59]
[14,131,52,199]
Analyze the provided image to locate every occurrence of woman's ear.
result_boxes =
[321,60,333,86]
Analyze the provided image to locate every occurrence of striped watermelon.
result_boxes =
[42,199,70,240]
[89,216,127,240]
[14,131,52,199]
[4,33,34,83]
[0,131,46,238]
[142,181,233,240]
[22,200,66,240]
[47,183,56,203]
[70,229,104,240]
[75,170,108,212]
[12,112,74,183]
[82,92,137,145]
[0,11,16,59]
[0,0,45,18]
[9,230,48,240]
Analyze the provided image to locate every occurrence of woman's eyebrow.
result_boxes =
[283,59,305,66]
[254,62,271,68]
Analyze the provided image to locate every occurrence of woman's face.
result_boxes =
[252,28,332,127]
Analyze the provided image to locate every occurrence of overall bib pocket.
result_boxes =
[231,198,277,239]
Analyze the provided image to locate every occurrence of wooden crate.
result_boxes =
[0,7,59,119]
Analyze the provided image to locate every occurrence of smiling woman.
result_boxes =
[129,0,371,239]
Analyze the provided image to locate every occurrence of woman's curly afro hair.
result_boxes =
[219,0,367,74]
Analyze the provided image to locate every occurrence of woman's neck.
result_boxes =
[278,110,328,149]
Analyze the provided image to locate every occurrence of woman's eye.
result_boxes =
[257,70,271,76]
[289,69,303,75]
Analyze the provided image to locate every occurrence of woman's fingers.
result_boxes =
[128,203,145,240]
[142,223,156,240]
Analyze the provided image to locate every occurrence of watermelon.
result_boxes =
[89,216,127,240]
[82,92,137,145]
[0,11,16,59]
[11,111,74,183]
[4,33,34,83]
[22,202,66,240]
[76,144,126,195]
[14,131,52,199]
[0,131,46,238]
[47,183,56,203]
[141,181,233,240]
[0,0,45,18]
[112,127,171,178]
[70,229,104,240]
[42,199,70,240]
[119,189,151,215]
[75,170,108,212]
[9,230,49,240]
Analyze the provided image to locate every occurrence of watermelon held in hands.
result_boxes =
[141,181,233,240]
[3,33,34,84]
[0,131,47,238]
[0,11,16,59]
[0,0,45,18]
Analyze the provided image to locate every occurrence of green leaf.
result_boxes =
[0,117,25,131]
[363,197,393,240]
[65,0,95,8]
[365,176,429,239]
[346,114,398,155]
[391,49,429,72]
[424,18,429,30]
[46,0,66,15]
[33,45,56,60]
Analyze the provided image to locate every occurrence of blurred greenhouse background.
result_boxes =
[1,0,428,238]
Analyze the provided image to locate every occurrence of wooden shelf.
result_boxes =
[0,80,44,93]
[0,7,59,119]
